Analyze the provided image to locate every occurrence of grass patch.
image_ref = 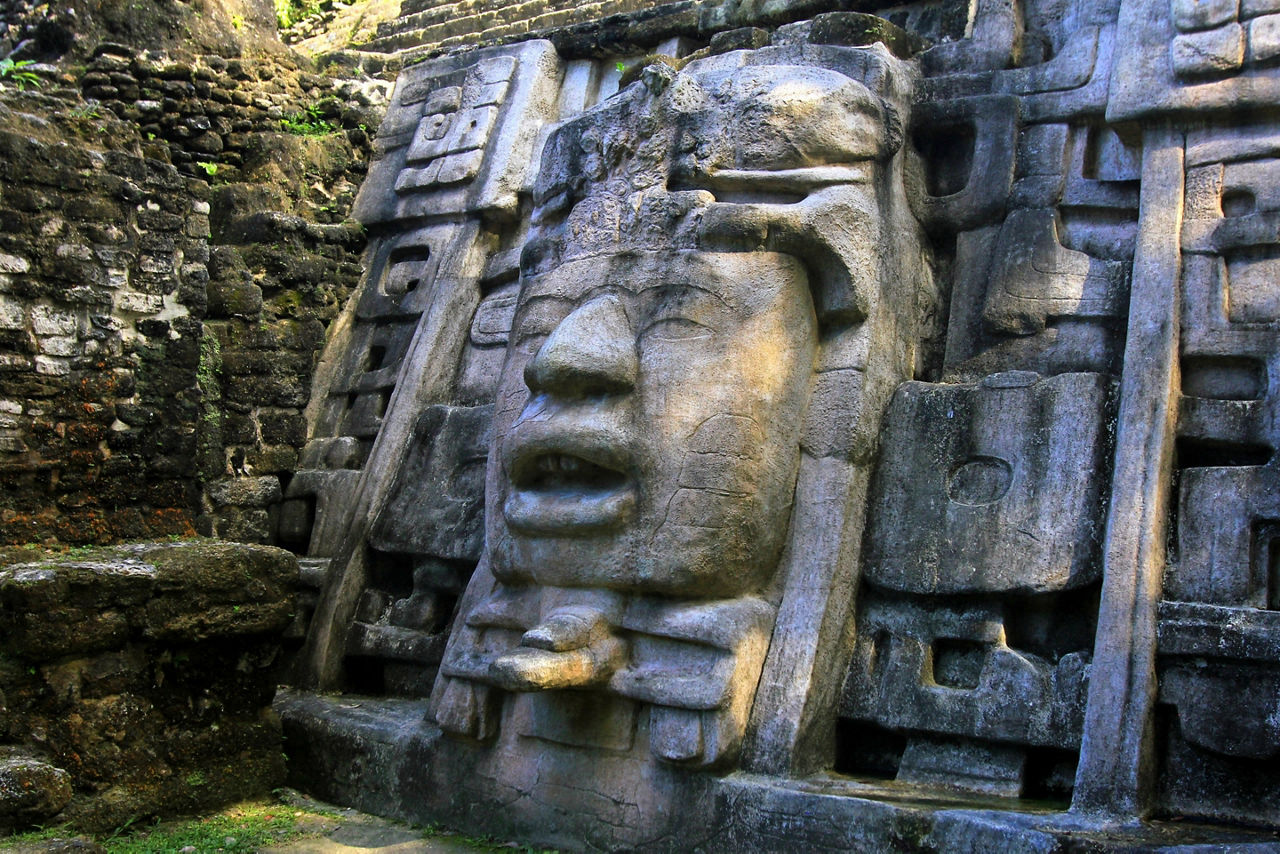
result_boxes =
[1,798,337,852]
[280,104,338,136]
[94,799,328,853]
[101,804,297,853]
[2,793,563,853]
[4,823,75,846]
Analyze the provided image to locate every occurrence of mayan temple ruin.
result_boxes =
[2,0,1280,850]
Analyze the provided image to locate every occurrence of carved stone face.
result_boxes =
[486,249,817,599]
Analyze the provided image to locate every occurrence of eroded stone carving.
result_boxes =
[431,39,931,785]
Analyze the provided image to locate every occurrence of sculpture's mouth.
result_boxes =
[503,440,637,533]
[516,453,630,492]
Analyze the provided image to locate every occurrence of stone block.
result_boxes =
[1168,464,1279,607]
[1161,662,1280,759]
[435,149,484,184]
[258,412,306,446]
[864,372,1111,595]
[982,208,1127,335]
[114,293,163,314]
[206,476,283,508]
[1172,24,1245,78]
[0,298,25,331]
[208,279,263,318]
[369,404,492,561]
[0,759,72,823]
[1171,0,1241,31]
[460,79,509,108]
[709,26,771,53]
[138,541,296,639]
[1247,13,1280,61]
[37,336,76,357]
[423,85,462,114]
[896,737,1026,797]
[395,161,443,192]
[33,357,69,376]
[0,254,30,274]
[1015,123,1069,178]
[30,306,77,336]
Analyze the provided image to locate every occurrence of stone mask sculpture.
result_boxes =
[431,37,930,779]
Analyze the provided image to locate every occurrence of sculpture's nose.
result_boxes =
[524,293,637,398]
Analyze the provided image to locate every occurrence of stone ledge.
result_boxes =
[0,539,298,833]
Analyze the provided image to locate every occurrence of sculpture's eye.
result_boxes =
[638,285,721,344]
[640,316,711,342]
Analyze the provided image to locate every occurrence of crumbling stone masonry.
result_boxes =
[0,31,390,546]
[0,4,388,833]
[0,541,297,832]
[0,103,210,545]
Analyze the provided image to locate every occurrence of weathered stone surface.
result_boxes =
[369,404,492,561]
[0,28,381,548]
[0,759,72,822]
[206,475,283,509]
[402,31,932,844]
[0,541,296,833]
[1172,24,1245,78]
[864,371,1111,595]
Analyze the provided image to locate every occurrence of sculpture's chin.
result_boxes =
[502,483,637,534]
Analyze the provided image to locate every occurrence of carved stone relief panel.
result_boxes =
[1157,126,1280,824]
[833,0,1127,804]
[843,371,1108,797]
[275,0,1280,846]
[1110,0,1280,118]
[289,42,562,695]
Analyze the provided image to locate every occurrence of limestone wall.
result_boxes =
[0,37,391,546]
[0,97,209,544]
[280,0,1280,848]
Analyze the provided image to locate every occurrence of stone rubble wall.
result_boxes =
[0,40,393,547]
[0,93,210,545]
[0,541,297,832]
[0,0,390,839]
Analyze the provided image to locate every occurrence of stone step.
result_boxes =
[374,1,478,38]
[363,0,649,55]
[400,0,446,14]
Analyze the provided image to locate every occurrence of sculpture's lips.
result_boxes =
[503,432,636,534]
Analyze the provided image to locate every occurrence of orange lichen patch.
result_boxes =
[66,423,107,445]
[56,509,114,544]
[0,509,59,545]
[67,449,102,469]
[147,508,197,538]
[77,372,122,400]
